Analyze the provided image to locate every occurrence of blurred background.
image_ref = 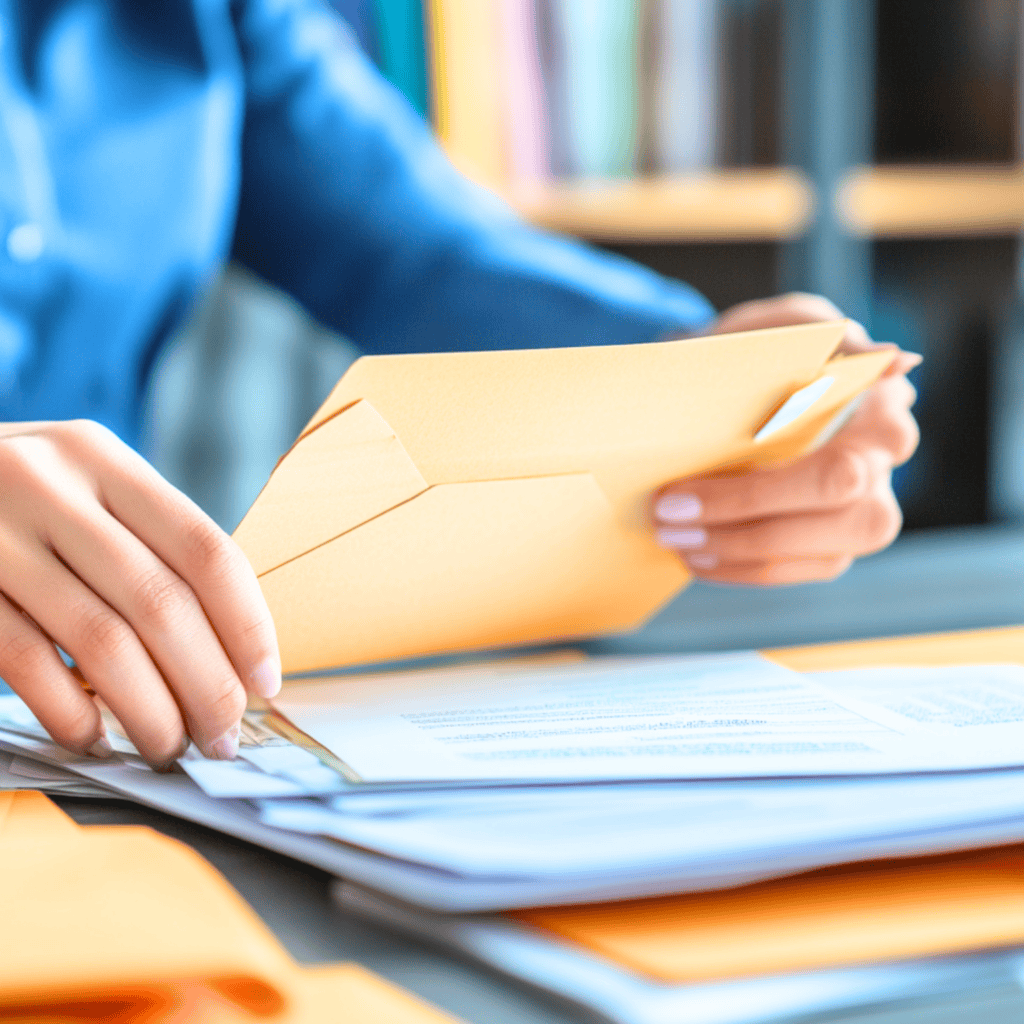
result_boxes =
[143,0,1024,647]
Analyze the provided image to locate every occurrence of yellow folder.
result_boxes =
[0,791,460,1024]
[511,845,1024,983]
[233,322,893,673]
[504,625,1024,983]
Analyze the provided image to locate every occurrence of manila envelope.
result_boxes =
[233,322,894,673]
[0,790,461,1024]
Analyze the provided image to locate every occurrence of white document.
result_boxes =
[256,769,1024,880]
[272,654,1024,783]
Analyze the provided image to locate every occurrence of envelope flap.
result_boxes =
[233,399,428,576]
[298,321,850,487]
[0,825,293,1009]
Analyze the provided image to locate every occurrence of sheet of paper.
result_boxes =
[255,769,1024,879]
[272,655,1024,782]
[7,724,1024,912]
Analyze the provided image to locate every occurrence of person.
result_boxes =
[0,0,919,769]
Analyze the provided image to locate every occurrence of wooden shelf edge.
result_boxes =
[837,164,1024,238]
[499,169,815,243]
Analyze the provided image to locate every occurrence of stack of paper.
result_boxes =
[6,643,1024,1022]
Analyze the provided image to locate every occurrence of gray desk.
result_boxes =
[50,525,1024,1023]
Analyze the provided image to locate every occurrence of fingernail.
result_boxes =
[153,737,190,773]
[208,724,240,761]
[654,494,702,522]
[656,527,707,550]
[687,554,719,569]
[87,736,113,759]
[250,657,282,699]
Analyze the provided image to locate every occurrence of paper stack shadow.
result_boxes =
[233,322,892,672]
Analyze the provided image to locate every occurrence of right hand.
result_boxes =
[0,420,280,768]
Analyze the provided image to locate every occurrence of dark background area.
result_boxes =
[603,0,1024,532]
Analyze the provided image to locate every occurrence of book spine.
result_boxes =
[426,0,508,185]
[654,0,719,172]
[372,0,429,117]
[500,0,552,182]
[552,0,642,178]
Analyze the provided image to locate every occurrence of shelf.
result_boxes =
[503,169,814,243]
[837,164,1024,238]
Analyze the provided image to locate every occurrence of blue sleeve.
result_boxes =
[229,0,715,354]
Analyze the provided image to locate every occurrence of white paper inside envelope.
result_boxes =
[754,376,835,443]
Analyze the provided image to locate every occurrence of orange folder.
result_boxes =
[0,791,460,1024]
[233,322,892,673]
[510,844,1024,984]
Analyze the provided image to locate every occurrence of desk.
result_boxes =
[38,524,1024,1022]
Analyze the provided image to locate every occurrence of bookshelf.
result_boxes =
[836,165,1024,238]
[505,169,814,243]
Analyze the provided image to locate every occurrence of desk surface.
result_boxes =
[46,525,1024,1022]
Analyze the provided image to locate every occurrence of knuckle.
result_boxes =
[729,520,782,561]
[73,606,134,665]
[0,436,47,486]
[182,517,237,581]
[782,292,842,320]
[132,568,195,629]
[891,414,920,465]
[58,418,115,451]
[143,721,188,766]
[0,628,53,683]
[50,698,101,752]
[819,449,868,505]
[860,492,902,551]
[204,676,247,730]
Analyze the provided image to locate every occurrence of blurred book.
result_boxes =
[427,0,508,183]
[500,0,552,181]
[649,0,720,172]
[552,0,642,177]
[373,0,430,118]
[422,0,781,186]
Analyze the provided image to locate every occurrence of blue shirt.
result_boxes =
[0,0,713,444]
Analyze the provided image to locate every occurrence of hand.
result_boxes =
[0,420,280,767]
[652,293,921,585]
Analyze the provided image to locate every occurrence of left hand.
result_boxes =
[651,293,921,586]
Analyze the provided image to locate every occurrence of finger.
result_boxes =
[708,294,922,378]
[46,501,247,761]
[66,423,280,698]
[654,444,872,527]
[0,591,111,757]
[0,538,189,767]
[685,556,854,587]
[708,293,849,334]
[840,381,920,465]
[660,485,902,564]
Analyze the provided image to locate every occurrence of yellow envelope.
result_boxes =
[234,322,893,673]
[0,791,460,1024]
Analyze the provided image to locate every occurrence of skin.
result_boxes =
[0,419,280,768]
[0,293,919,767]
[653,293,921,585]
